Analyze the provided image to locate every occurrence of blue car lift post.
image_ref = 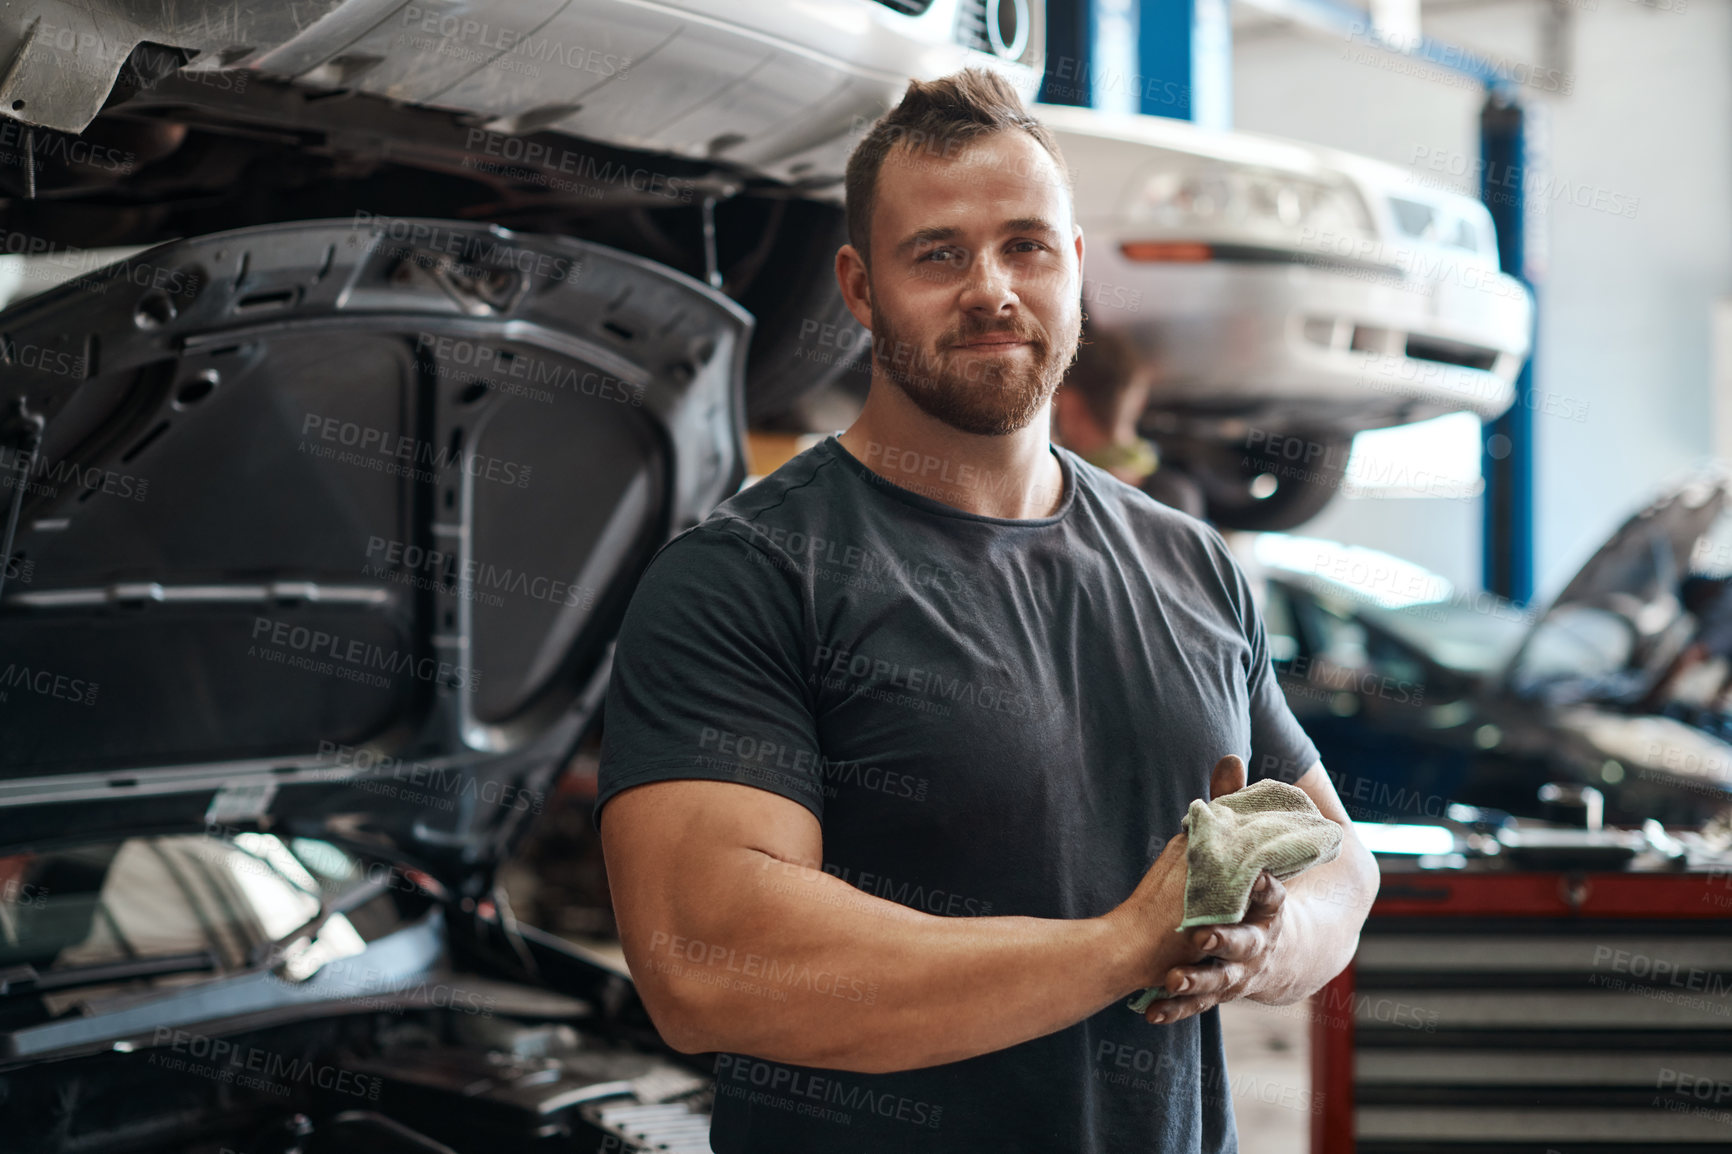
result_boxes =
[1039,0,1536,602]
[1479,93,1535,605]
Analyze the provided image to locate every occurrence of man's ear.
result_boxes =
[836,243,874,332]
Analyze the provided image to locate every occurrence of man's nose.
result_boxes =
[957,251,1016,313]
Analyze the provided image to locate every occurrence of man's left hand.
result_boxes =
[1141,870,1286,1025]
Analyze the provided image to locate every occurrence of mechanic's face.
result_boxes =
[862,130,1083,436]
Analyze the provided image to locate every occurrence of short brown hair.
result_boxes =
[844,68,1071,267]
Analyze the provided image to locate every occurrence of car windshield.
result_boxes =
[1370,600,1532,677]
[1255,534,1531,677]
[1507,491,1732,703]
[0,832,414,1016]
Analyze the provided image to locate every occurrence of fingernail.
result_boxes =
[1173,976,1191,994]
[1203,933,1220,951]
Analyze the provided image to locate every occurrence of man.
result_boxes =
[1052,324,1207,517]
[596,69,1377,1153]
[1641,575,1732,717]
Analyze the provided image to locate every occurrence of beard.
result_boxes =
[868,294,1080,437]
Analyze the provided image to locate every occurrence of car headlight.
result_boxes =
[1388,195,1498,258]
[1124,163,1375,250]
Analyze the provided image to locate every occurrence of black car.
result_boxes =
[1255,477,1732,831]
[0,220,744,1153]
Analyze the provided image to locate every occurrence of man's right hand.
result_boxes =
[1105,754,1246,996]
[1107,830,1204,994]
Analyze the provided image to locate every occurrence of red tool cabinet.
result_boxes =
[1310,869,1732,1154]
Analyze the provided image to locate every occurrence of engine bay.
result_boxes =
[4,1000,712,1154]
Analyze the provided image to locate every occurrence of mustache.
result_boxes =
[939,317,1048,350]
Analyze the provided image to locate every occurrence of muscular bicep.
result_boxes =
[599,779,822,1016]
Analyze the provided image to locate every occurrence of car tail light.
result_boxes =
[1120,241,1213,262]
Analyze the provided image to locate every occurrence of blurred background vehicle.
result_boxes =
[1040,102,1533,530]
[1253,476,1732,830]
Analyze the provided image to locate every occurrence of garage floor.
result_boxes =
[1219,999,1312,1153]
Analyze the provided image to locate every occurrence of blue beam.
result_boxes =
[1135,0,1194,119]
[1479,93,1535,605]
[1038,0,1232,125]
[1037,0,1094,107]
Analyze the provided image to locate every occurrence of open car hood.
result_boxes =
[0,218,749,890]
[1503,475,1731,703]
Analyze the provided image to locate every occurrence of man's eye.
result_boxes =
[1011,241,1047,253]
[921,248,961,264]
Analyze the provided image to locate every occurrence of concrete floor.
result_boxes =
[1219,999,1313,1154]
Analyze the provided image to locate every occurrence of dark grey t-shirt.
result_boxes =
[596,436,1319,1154]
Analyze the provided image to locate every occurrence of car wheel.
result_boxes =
[737,200,868,427]
[1180,431,1352,532]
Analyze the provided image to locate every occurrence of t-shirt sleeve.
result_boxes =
[594,523,826,825]
[1243,596,1322,785]
[1215,537,1321,787]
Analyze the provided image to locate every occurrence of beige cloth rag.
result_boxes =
[1127,778,1343,1013]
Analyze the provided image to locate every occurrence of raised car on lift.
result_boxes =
[0,0,1043,425]
[1038,103,1533,530]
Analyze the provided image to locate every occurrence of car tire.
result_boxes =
[738,200,868,427]
[1181,431,1352,532]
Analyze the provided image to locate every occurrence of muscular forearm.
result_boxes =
[1247,830,1378,1005]
[629,849,1178,1074]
